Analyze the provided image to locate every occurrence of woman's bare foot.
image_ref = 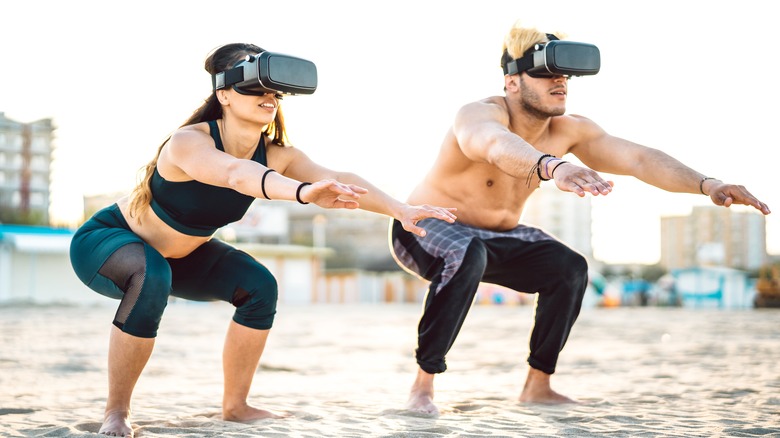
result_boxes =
[518,367,578,404]
[98,410,133,437]
[223,403,288,422]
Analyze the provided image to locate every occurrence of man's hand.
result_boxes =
[551,162,614,197]
[706,181,771,215]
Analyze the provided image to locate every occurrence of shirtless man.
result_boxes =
[390,21,771,414]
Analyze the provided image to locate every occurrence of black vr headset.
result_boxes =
[503,34,600,78]
[212,51,318,96]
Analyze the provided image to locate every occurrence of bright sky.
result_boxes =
[1,0,777,264]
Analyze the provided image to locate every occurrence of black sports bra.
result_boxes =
[149,120,268,237]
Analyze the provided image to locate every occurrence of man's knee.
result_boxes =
[549,245,588,287]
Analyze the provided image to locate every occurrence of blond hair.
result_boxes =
[501,20,567,62]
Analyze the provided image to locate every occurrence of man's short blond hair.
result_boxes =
[502,20,567,60]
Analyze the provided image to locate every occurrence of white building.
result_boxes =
[0,113,55,224]
[522,183,595,263]
[1,224,426,306]
[661,206,767,270]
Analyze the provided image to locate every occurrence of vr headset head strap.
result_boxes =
[502,33,558,75]
[212,65,246,91]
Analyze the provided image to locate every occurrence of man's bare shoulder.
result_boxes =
[456,96,510,125]
[551,113,603,135]
[464,96,507,110]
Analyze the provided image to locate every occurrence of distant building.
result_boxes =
[83,192,127,220]
[0,224,83,303]
[660,205,767,271]
[0,224,336,305]
[286,204,396,271]
[0,112,55,225]
[522,183,595,264]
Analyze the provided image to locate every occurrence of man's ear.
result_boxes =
[504,74,521,93]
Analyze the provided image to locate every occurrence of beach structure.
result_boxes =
[0,224,420,305]
[671,266,754,309]
[755,262,780,307]
[0,224,87,304]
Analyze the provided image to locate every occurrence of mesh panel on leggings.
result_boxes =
[98,242,146,328]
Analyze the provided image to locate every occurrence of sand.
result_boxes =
[1,301,779,437]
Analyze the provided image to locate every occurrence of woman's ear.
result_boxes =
[216,89,230,105]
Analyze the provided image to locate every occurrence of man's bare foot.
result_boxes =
[518,367,578,405]
[405,368,439,415]
[405,390,439,415]
[519,386,578,404]
[223,404,288,422]
[98,410,133,437]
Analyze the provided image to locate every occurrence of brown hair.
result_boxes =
[128,43,290,220]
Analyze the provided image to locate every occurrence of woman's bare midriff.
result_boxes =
[116,197,212,259]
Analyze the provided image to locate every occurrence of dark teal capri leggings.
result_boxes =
[70,204,278,338]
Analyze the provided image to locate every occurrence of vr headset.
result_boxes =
[503,35,600,78]
[212,51,318,96]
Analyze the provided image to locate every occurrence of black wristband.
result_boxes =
[296,182,312,204]
[261,169,276,200]
[550,160,568,179]
[699,177,716,195]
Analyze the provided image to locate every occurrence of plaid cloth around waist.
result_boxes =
[392,218,554,295]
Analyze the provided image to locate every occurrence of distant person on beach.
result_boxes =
[69,42,456,437]
[389,20,771,414]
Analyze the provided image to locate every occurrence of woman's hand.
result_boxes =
[398,204,458,237]
[299,179,368,209]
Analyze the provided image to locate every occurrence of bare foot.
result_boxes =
[519,386,578,404]
[405,368,439,415]
[518,367,578,405]
[406,390,439,415]
[98,410,133,437]
[223,404,288,422]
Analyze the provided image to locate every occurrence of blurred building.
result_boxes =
[522,183,595,265]
[0,112,55,225]
[83,192,126,220]
[660,205,767,271]
[285,203,396,271]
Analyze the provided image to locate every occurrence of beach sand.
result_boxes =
[1,301,778,437]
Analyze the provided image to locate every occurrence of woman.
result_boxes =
[69,42,456,437]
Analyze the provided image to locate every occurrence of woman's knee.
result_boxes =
[115,246,172,338]
[231,263,279,330]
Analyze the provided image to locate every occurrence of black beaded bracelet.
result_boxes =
[296,182,312,204]
[699,177,716,195]
[535,153,556,181]
[261,169,276,200]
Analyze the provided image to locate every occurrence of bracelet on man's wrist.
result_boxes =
[535,154,556,181]
[699,176,717,195]
[550,160,568,179]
